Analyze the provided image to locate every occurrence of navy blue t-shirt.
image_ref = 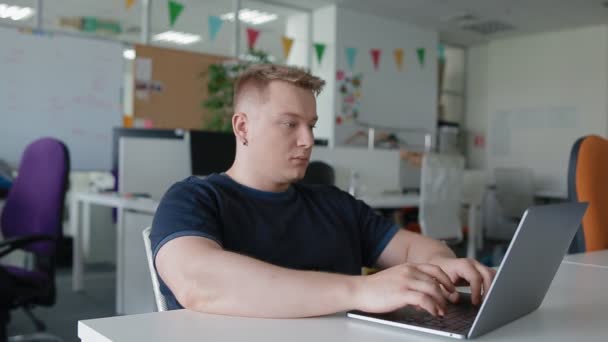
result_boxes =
[150,174,399,310]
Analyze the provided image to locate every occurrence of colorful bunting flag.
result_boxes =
[246,28,260,50]
[208,16,223,41]
[281,36,294,60]
[437,43,446,61]
[168,1,184,27]
[370,49,381,71]
[314,43,326,64]
[393,48,404,71]
[345,47,357,70]
[417,47,426,67]
[126,0,136,9]
[336,70,345,81]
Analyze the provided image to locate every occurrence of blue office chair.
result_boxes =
[0,138,70,341]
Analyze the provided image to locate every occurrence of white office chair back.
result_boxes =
[420,153,465,241]
[462,170,488,206]
[142,227,168,312]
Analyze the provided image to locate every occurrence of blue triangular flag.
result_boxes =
[345,47,357,70]
[438,43,446,61]
[208,16,223,41]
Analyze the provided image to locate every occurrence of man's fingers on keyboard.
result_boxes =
[441,286,460,304]
[404,292,442,317]
[408,279,447,310]
[416,264,455,293]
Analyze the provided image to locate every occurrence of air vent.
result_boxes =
[444,12,480,24]
[462,20,515,35]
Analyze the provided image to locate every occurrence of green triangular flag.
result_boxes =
[168,1,184,27]
[314,43,326,64]
[417,47,425,66]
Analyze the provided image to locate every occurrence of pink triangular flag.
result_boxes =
[370,49,381,71]
[246,28,260,50]
[336,70,345,81]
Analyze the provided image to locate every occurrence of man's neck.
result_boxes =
[225,165,290,193]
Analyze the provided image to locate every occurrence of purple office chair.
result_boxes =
[0,138,70,341]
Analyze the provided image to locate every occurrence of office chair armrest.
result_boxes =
[0,234,56,258]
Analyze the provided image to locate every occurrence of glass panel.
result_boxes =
[0,0,36,29]
[43,0,140,43]
[443,45,465,93]
[239,0,310,67]
[150,0,235,57]
[440,93,464,124]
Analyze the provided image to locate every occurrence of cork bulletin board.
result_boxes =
[133,44,228,129]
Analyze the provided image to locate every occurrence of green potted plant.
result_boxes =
[201,49,271,132]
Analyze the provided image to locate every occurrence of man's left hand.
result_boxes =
[430,257,496,306]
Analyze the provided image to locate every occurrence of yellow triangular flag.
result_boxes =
[126,0,136,9]
[394,48,404,71]
[281,36,294,60]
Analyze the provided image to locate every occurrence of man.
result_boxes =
[151,64,495,318]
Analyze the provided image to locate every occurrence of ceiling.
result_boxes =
[277,0,608,46]
[2,0,608,46]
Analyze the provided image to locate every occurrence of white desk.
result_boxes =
[78,262,608,341]
[563,250,608,269]
[70,192,159,313]
[359,194,420,209]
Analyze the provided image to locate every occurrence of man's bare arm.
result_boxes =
[376,229,455,269]
[155,235,455,318]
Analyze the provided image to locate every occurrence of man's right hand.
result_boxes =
[353,263,456,317]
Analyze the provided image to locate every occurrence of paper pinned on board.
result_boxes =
[135,57,152,81]
[135,57,152,101]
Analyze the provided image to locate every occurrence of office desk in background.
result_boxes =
[361,194,480,259]
[360,194,420,209]
[78,262,608,341]
[70,192,159,314]
[564,250,608,269]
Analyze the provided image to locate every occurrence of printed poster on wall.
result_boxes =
[336,70,363,126]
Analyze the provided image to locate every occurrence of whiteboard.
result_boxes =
[0,27,123,170]
[488,105,586,196]
[332,8,438,148]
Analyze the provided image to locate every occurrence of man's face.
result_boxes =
[246,81,317,185]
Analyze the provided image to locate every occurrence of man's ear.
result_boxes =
[232,112,248,145]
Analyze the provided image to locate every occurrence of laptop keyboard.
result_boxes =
[352,293,479,335]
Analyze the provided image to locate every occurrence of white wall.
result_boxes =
[465,44,489,169]
[466,25,608,196]
[123,56,134,116]
[285,13,310,68]
[311,6,337,146]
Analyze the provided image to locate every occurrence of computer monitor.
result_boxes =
[190,130,236,176]
[314,138,329,146]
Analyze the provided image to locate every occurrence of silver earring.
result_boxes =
[243,139,248,146]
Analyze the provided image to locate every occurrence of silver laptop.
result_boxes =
[348,202,588,339]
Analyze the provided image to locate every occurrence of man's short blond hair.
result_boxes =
[234,64,325,107]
